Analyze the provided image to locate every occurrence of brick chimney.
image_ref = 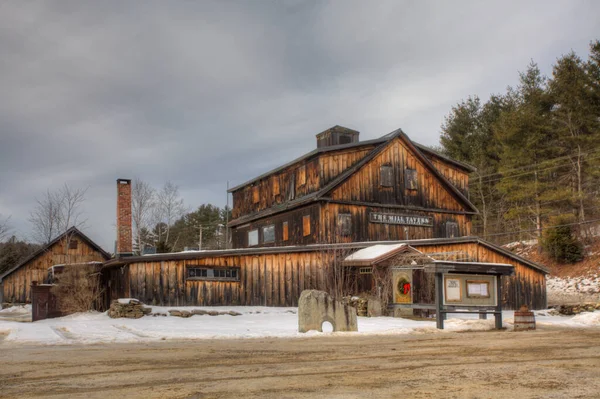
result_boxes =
[116,178,133,257]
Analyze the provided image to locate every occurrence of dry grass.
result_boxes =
[51,265,104,314]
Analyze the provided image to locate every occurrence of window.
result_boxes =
[446,222,459,238]
[187,268,208,278]
[68,239,79,250]
[359,267,373,274]
[282,221,289,241]
[303,215,311,236]
[248,229,259,246]
[405,168,418,190]
[252,186,259,204]
[339,134,353,145]
[380,165,393,187]
[187,267,239,281]
[263,225,275,243]
[337,213,352,236]
[298,165,306,186]
[287,173,295,201]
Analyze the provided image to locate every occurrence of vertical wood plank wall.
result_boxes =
[105,241,547,310]
[107,251,334,307]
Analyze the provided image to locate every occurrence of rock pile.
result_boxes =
[168,309,242,317]
[344,296,368,316]
[551,302,600,315]
[108,299,152,319]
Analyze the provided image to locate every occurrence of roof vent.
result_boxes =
[316,125,360,148]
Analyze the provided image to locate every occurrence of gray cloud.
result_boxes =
[1,0,598,250]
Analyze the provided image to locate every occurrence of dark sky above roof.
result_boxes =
[1,1,598,250]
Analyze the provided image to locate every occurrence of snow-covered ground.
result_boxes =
[0,305,599,346]
[547,274,600,304]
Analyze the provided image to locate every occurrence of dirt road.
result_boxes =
[2,327,600,398]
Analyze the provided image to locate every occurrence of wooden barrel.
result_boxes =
[514,307,536,331]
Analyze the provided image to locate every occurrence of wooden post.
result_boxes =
[435,272,444,329]
[495,275,503,329]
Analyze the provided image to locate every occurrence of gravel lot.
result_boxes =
[1,326,600,398]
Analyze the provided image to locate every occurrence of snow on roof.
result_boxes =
[344,244,408,262]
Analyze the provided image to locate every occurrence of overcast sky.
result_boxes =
[1,1,598,251]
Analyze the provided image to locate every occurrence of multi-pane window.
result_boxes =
[263,225,275,243]
[248,229,259,246]
[380,165,393,187]
[187,267,239,281]
[337,213,352,236]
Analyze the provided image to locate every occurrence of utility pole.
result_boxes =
[225,181,230,249]
[198,224,203,251]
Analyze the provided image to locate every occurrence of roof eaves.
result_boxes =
[227,138,386,193]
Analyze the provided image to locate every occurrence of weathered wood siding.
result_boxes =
[329,138,467,211]
[320,203,471,243]
[411,242,547,310]
[105,251,334,307]
[231,147,374,220]
[426,154,470,198]
[2,238,107,303]
[232,204,321,248]
[318,147,374,186]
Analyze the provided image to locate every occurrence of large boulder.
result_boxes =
[298,290,358,333]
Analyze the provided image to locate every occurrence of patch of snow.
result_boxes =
[1,307,598,346]
[547,275,600,305]
[0,304,31,314]
[117,298,141,305]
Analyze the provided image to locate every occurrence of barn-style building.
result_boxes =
[228,126,475,248]
[102,126,548,311]
[0,227,110,304]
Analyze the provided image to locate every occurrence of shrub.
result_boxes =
[50,265,104,314]
[542,215,584,263]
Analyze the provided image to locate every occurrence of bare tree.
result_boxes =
[0,214,12,242]
[29,184,88,245]
[155,181,186,247]
[131,178,156,254]
[29,189,62,243]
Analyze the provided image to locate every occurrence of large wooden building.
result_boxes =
[0,227,110,304]
[101,126,548,311]
[228,126,476,248]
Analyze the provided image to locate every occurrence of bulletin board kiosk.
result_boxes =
[428,260,515,330]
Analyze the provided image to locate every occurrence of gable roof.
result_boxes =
[0,227,111,281]
[228,128,478,227]
[228,127,475,193]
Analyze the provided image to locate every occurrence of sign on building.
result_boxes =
[369,212,433,226]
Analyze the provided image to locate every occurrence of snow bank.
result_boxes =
[1,306,598,346]
[0,304,32,314]
[547,274,600,304]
